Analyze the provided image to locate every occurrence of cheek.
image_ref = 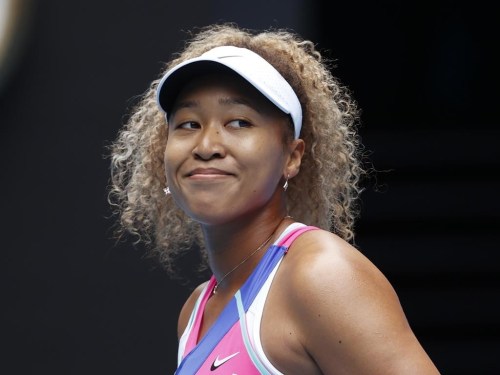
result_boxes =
[163,142,180,180]
[242,141,284,184]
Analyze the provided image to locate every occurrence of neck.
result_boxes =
[202,211,291,294]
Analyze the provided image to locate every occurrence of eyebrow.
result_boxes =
[218,96,249,106]
[172,96,262,114]
[172,99,198,111]
[218,96,263,114]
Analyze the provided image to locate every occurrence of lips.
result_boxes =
[186,167,233,178]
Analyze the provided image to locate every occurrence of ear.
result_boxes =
[284,138,305,179]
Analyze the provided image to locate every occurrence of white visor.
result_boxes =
[156,46,302,139]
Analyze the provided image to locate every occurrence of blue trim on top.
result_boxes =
[235,291,272,374]
[175,244,287,374]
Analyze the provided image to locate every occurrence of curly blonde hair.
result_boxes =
[109,23,364,276]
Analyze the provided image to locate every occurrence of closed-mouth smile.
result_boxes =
[186,168,233,179]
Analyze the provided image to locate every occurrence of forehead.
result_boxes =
[171,71,286,117]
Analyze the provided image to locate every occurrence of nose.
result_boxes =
[192,125,226,160]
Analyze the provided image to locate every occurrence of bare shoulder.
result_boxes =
[278,228,440,374]
[282,228,396,316]
[177,281,208,339]
[287,230,394,302]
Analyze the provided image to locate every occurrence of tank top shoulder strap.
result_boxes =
[276,223,319,252]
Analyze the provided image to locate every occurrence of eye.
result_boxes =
[227,119,252,129]
[177,121,200,130]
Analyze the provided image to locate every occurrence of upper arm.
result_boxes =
[287,231,440,374]
[177,281,207,339]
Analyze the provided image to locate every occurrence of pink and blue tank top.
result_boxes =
[175,223,318,374]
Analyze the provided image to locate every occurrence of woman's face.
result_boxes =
[164,72,294,225]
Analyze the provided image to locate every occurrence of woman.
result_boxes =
[109,23,440,374]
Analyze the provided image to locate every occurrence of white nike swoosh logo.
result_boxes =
[211,351,240,370]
